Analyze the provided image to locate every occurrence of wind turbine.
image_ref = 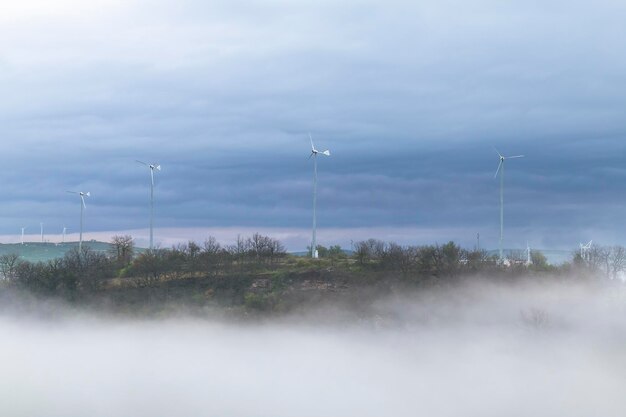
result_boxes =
[579,240,592,262]
[21,227,26,245]
[67,191,90,251]
[137,160,161,250]
[526,241,532,266]
[494,148,524,262]
[40,223,44,243]
[308,133,330,258]
[62,226,67,244]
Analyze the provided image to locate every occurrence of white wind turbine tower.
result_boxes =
[494,148,524,262]
[40,222,44,243]
[67,191,90,251]
[308,133,330,258]
[62,226,67,244]
[21,227,26,245]
[137,160,161,250]
[526,241,532,266]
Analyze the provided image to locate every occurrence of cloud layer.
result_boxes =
[1,0,625,250]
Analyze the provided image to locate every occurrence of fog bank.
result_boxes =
[1,280,625,417]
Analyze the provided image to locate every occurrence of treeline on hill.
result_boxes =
[0,234,623,309]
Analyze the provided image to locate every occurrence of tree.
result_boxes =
[266,236,286,264]
[128,249,170,287]
[441,241,461,276]
[530,250,549,270]
[381,243,417,276]
[0,253,21,281]
[353,239,385,265]
[200,236,226,277]
[63,247,115,292]
[110,235,135,266]
[586,244,610,276]
[228,235,250,273]
[416,245,444,277]
[203,236,221,255]
[14,261,56,294]
[172,241,202,274]
[462,249,494,272]
[246,233,285,265]
[608,245,626,279]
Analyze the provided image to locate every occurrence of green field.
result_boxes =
[0,241,113,263]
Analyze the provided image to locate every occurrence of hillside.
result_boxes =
[0,241,113,263]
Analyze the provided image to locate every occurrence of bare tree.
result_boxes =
[353,239,386,265]
[0,253,21,281]
[129,249,169,287]
[110,235,135,266]
[416,245,444,277]
[586,244,610,276]
[203,236,221,255]
[266,237,285,265]
[228,235,250,272]
[609,245,626,279]
[201,236,225,277]
[382,243,418,276]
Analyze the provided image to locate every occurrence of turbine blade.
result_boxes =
[322,150,331,156]
[155,165,161,171]
[308,152,314,160]
[494,160,503,178]
[85,192,90,197]
[66,190,77,194]
[309,132,316,152]
[81,196,86,208]
[506,155,525,159]
[136,160,148,166]
[494,147,503,158]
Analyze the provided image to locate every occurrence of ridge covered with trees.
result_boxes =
[0,234,623,314]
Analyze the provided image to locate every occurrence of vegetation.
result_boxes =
[0,234,623,315]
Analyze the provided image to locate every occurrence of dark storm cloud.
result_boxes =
[0,0,625,249]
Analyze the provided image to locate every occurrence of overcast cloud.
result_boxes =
[1,0,625,250]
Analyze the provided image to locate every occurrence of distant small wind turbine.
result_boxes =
[40,222,44,243]
[579,240,592,261]
[309,133,330,258]
[67,191,90,251]
[494,148,524,262]
[21,227,26,245]
[526,241,532,266]
[62,226,67,244]
[137,160,161,250]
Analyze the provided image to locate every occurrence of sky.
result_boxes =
[1,0,625,250]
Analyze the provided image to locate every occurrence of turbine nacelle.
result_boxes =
[137,160,161,171]
[67,190,90,208]
[494,148,524,178]
[308,133,331,158]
